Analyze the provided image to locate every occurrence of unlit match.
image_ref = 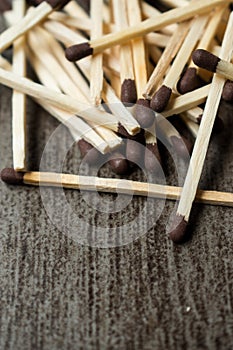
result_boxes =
[192,49,233,82]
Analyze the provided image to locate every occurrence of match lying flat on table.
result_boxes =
[1,168,233,208]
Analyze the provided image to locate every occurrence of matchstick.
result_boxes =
[141,1,177,35]
[26,29,122,151]
[90,0,104,106]
[126,0,156,129]
[12,0,26,172]
[143,20,190,100]
[64,0,89,19]
[181,106,203,124]
[48,11,91,31]
[144,123,161,173]
[180,113,199,138]
[1,168,233,207]
[41,20,140,135]
[112,0,137,103]
[169,11,233,243]
[192,49,233,82]
[146,32,170,48]
[21,49,110,154]
[0,67,122,132]
[101,80,140,135]
[162,84,210,118]
[150,12,209,112]
[177,6,227,94]
[156,116,192,157]
[0,0,70,54]
[0,55,11,70]
[65,0,230,62]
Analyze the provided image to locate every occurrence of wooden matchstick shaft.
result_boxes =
[65,0,230,60]
[112,0,136,103]
[0,67,120,132]
[26,49,109,154]
[12,0,26,171]
[126,0,148,98]
[141,1,177,35]
[171,11,233,241]
[0,2,54,53]
[143,20,190,99]
[1,169,233,207]
[190,6,226,68]
[163,14,209,89]
[162,84,210,118]
[42,20,140,135]
[90,0,104,106]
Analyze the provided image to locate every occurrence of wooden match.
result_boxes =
[192,49,233,82]
[65,0,230,61]
[12,0,26,172]
[150,12,209,112]
[112,0,137,104]
[0,0,70,54]
[1,168,233,208]
[90,0,104,107]
[169,11,233,243]
[177,6,227,94]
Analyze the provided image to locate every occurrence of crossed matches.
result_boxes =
[0,0,233,243]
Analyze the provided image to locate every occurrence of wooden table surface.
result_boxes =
[0,8,233,350]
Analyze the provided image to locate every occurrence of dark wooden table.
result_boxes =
[0,12,233,350]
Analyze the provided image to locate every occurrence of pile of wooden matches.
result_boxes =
[0,0,233,243]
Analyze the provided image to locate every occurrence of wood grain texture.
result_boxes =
[0,16,233,350]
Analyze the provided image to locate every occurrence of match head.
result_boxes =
[177,67,205,94]
[150,86,172,113]
[117,124,145,142]
[126,139,143,165]
[108,152,129,175]
[27,0,71,9]
[77,139,101,164]
[134,99,155,128]
[222,80,233,102]
[169,215,188,243]
[121,79,137,104]
[0,0,11,13]
[65,43,93,62]
[1,168,24,185]
[192,49,220,73]
[170,135,192,157]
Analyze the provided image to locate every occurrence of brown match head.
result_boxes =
[121,79,137,104]
[192,49,220,73]
[222,80,233,102]
[1,168,24,185]
[117,124,145,142]
[65,43,93,62]
[177,67,205,94]
[134,99,155,128]
[27,0,71,9]
[150,86,172,112]
[144,143,161,174]
[0,0,11,12]
[108,152,129,175]
[169,215,188,243]
[78,139,101,164]
[126,139,143,165]
[170,135,192,157]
